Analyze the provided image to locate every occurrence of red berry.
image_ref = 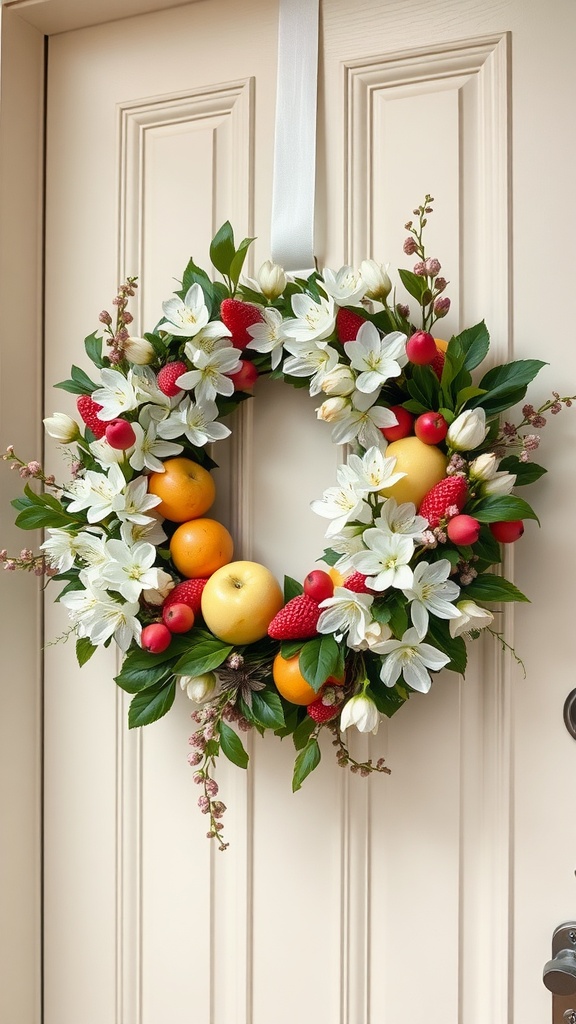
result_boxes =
[430,349,445,380]
[105,418,136,450]
[307,690,342,723]
[141,622,172,653]
[268,594,321,640]
[489,520,525,543]
[406,330,437,365]
[76,394,107,439]
[162,602,195,633]
[446,514,481,546]
[163,578,208,618]
[381,405,415,442]
[220,298,263,349]
[228,359,259,392]
[343,571,375,594]
[157,361,188,397]
[336,307,365,342]
[414,411,449,445]
[419,476,468,528]
[303,569,334,602]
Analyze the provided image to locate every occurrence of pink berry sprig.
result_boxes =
[402,195,451,331]
[2,446,58,488]
[496,392,576,461]
[0,548,55,577]
[327,721,391,776]
[99,276,138,364]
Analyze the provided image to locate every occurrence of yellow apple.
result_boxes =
[148,457,215,522]
[201,560,284,645]
[380,436,447,506]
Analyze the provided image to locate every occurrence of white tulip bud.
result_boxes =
[316,396,349,423]
[321,364,356,396]
[43,412,80,443]
[449,600,494,638]
[360,259,392,302]
[123,336,156,365]
[469,452,498,481]
[447,408,487,451]
[340,693,380,734]
[257,260,287,300]
[180,672,217,703]
[481,471,516,496]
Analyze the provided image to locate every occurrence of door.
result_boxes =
[1,0,575,1021]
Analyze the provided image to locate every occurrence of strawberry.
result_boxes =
[220,298,263,349]
[163,578,208,618]
[307,695,340,723]
[419,475,468,528]
[336,307,365,343]
[430,349,445,380]
[343,571,375,594]
[76,395,107,439]
[157,361,188,397]
[268,594,321,640]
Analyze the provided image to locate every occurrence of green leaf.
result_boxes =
[54,378,92,396]
[229,236,255,288]
[249,689,285,730]
[371,598,392,625]
[76,637,96,667]
[299,635,342,692]
[453,321,490,371]
[472,525,502,570]
[173,629,233,676]
[292,738,321,792]
[426,617,468,675]
[472,494,540,525]
[498,456,547,487]
[114,639,190,693]
[293,714,316,750]
[462,574,529,603]
[128,679,176,728]
[456,385,488,407]
[469,360,547,415]
[368,681,408,718]
[218,720,249,769]
[181,259,214,312]
[398,268,428,302]
[322,548,340,567]
[280,639,304,659]
[284,575,303,602]
[84,332,105,368]
[209,221,236,277]
[14,505,76,530]
[387,595,409,639]
[402,398,427,415]
[70,364,98,392]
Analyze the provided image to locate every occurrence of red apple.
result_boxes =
[303,569,334,602]
[489,520,525,543]
[141,622,172,653]
[105,418,136,450]
[162,602,195,634]
[406,330,437,365]
[228,359,259,392]
[381,405,415,442]
[446,514,481,545]
[414,411,449,445]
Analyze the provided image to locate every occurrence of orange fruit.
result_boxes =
[148,457,215,523]
[435,337,448,352]
[272,652,319,706]
[170,518,233,578]
[327,567,345,588]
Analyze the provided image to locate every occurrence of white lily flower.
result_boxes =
[156,396,231,447]
[121,512,167,548]
[75,532,112,587]
[447,408,488,451]
[327,524,367,575]
[320,364,356,396]
[340,693,380,734]
[321,266,367,306]
[60,585,141,651]
[317,587,374,648]
[175,344,241,402]
[311,463,372,538]
[246,307,287,369]
[329,389,397,449]
[183,323,233,358]
[131,365,177,409]
[129,418,183,473]
[89,436,126,468]
[111,475,162,526]
[283,339,340,396]
[359,259,392,302]
[41,528,87,572]
[481,471,516,496]
[180,672,217,702]
[449,600,494,638]
[347,445,405,493]
[91,368,139,420]
[374,499,429,540]
[283,293,336,343]
[157,283,210,337]
[348,619,392,651]
[352,530,414,592]
[64,463,127,523]
[43,412,80,443]
[402,559,461,639]
[123,336,155,365]
[142,569,176,606]
[376,627,451,693]
[257,260,287,300]
[344,322,406,393]
[101,538,161,602]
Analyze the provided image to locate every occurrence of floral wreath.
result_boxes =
[3,197,573,850]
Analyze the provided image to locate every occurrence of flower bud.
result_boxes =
[257,260,287,300]
[449,600,494,638]
[321,364,356,396]
[469,452,498,481]
[433,297,451,318]
[142,570,175,606]
[481,471,516,496]
[339,693,380,734]
[180,672,217,703]
[359,259,392,302]
[123,336,156,365]
[43,412,80,443]
[316,396,349,423]
[447,408,487,451]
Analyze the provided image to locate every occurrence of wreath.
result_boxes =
[3,196,573,850]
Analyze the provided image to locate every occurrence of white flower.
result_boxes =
[131,366,176,409]
[316,396,349,423]
[348,619,392,651]
[352,531,414,592]
[158,283,209,337]
[175,344,241,402]
[283,339,340,396]
[257,260,287,299]
[101,538,161,602]
[156,396,231,447]
[329,390,397,449]
[64,464,127,523]
[447,408,488,451]
[142,569,175,606]
[310,463,372,538]
[111,475,162,526]
[344,322,406,394]
[91,368,139,420]
[376,627,450,693]
[75,532,112,586]
[347,445,405,493]
[402,559,461,639]
[60,585,141,651]
[320,364,356,396]
[246,307,287,369]
[340,693,380,734]
[481,471,516,496]
[128,417,183,473]
[179,672,217,702]
[41,528,86,572]
[359,259,392,302]
[469,452,498,481]
[43,412,80,443]
[123,336,155,365]
[317,588,374,648]
[283,293,336,343]
[374,499,429,540]
[321,266,367,306]
[449,600,494,638]
[89,436,126,468]
[327,524,367,575]
[183,323,232,358]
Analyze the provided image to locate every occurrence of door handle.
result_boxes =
[544,924,576,995]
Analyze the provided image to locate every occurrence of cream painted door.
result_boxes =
[31,1,576,1022]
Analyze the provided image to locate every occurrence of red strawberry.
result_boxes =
[163,578,208,618]
[430,349,445,380]
[336,307,365,343]
[419,476,468,528]
[268,594,321,640]
[307,694,341,723]
[77,395,107,439]
[157,361,188,397]
[220,298,263,349]
[343,571,375,594]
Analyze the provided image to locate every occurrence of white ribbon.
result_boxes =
[270,0,320,274]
